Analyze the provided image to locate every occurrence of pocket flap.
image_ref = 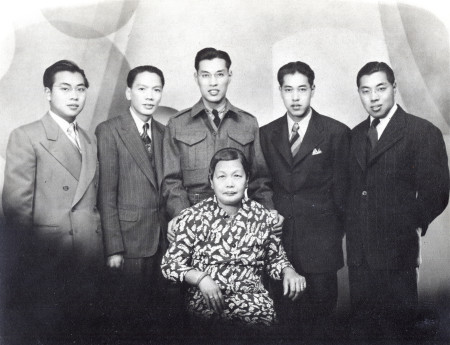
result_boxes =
[118,208,138,221]
[176,131,207,146]
[227,131,254,145]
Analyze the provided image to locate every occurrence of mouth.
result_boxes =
[371,105,382,112]
[67,104,79,110]
[208,89,220,96]
[142,104,155,109]
[291,105,302,110]
[223,192,237,196]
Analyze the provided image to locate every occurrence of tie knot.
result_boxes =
[371,118,380,128]
[292,122,299,132]
[143,122,149,131]
[212,109,219,116]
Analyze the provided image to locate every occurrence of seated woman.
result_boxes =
[161,147,306,331]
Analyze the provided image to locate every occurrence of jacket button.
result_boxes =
[362,191,368,196]
[63,186,69,191]
[212,132,217,136]
[69,230,73,235]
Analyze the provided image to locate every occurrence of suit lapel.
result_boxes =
[40,113,81,181]
[117,112,157,189]
[271,115,292,166]
[72,128,97,207]
[292,111,324,166]
[368,107,406,165]
[152,120,164,189]
[354,118,370,171]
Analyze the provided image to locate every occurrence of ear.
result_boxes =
[311,84,316,97]
[45,87,52,102]
[125,87,131,101]
[393,82,397,95]
[227,70,233,84]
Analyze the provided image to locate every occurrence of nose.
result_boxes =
[69,89,79,100]
[146,91,154,100]
[292,90,300,101]
[370,90,379,102]
[209,75,218,86]
[225,176,234,187]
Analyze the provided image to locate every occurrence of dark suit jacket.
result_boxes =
[96,112,166,259]
[260,110,350,273]
[346,105,449,269]
[2,113,103,266]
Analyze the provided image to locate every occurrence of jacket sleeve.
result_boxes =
[332,126,351,220]
[95,123,124,256]
[415,124,449,235]
[161,119,191,219]
[2,127,36,231]
[248,118,274,210]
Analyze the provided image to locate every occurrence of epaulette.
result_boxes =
[172,107,193,119]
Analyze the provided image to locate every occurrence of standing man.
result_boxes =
[260,61,350,338]
[347,61,449,338]
[2,60,103,336]
[95,66,168,331]
[163,47,282,238]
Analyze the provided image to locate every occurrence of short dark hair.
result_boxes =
[195,48,232,71]
[356,61,395,87]
[277,61,315,87]
[209,147,250,180]
[127,65,165,88]
[43,60,89,89]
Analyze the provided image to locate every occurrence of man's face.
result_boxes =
[358,71,396,119]
[280,72,314,120]
[195,58,232,108]
[126,71,163,122]
[45,71,87,122]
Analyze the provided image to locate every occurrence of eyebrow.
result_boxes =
[56,82,86,87]
[200,69,226,74]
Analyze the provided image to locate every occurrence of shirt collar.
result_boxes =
[129,107,152,134]
[286,107,313,131]
[191,98,238,118]
[49,110,76,133]
[370,103,397,125]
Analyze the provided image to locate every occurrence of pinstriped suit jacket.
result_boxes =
[346,105,449,269]
[96,111,166,259]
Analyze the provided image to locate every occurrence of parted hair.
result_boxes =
[43,60,89,89]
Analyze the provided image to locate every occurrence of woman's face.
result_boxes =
[210,159,248,209]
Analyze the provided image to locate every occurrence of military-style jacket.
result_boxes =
[162,99,273,218]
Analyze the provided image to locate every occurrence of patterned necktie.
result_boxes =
[290,122,301,156]
[141,123,152,155]
[67,122,81,152]
[367,118,380,149]
[212,109,221,128]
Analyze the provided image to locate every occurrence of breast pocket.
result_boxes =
[226,131,254,157]
[175,131,208,170]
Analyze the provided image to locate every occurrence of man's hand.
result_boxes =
[107,254,124,268]
[167,215,181,242]
[270,209,284,236]
[282,267,306,301]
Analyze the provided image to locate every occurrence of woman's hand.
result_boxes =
[282,267,306,301]
[198,275,225,314]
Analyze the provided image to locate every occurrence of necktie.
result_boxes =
[212,109,221,128]
[290,122,301,156]
[141,123,152,155]
[367,118,380,149]
[67,122,81,152]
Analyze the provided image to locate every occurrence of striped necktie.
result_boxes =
[290,122,301,156]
